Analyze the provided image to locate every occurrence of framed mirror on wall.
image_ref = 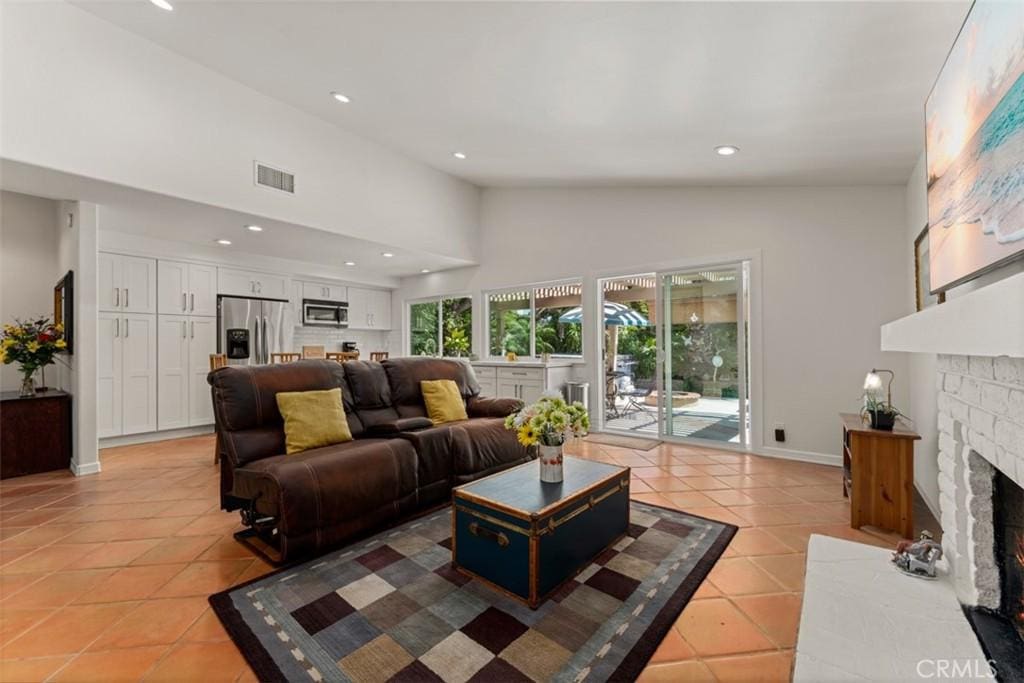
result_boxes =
[53,270,73,354]
[914,226,946,312]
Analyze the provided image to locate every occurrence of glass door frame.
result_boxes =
[655,262,749,448]
[592,251,761,453]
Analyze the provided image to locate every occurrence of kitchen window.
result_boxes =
[486,281,583,358]
[408,296,472,357]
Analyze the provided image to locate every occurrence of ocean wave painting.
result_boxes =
[926,0,1024,292]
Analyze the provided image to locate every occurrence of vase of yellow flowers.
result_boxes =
[1,318,67,397]
[505,393,589,483]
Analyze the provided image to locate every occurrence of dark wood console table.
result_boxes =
[841,412,919,539]
[1,390,72,479]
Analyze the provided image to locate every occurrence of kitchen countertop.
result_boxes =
[470,359,578,368]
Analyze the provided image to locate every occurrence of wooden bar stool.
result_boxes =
[302,345,326,359]
[326,351,360,362]
[370,351,389,362]
[209,354,228,371]
[270,352,301,364]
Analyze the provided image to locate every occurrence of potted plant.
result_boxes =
[863,395,900,431]
[504,393,590,483]
[1,317,67,397]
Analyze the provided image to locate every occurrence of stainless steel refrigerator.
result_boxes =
[217,296,292,365]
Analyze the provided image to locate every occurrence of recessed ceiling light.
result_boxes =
[150,0,173,10]
[331,92,351,104]
[215,239,232,246]
[714,145,739,156]
[453,152,467,160]
[421,269,431,274]
[381,252,394,258]
[344,261,356,266]
[245,224,263,232]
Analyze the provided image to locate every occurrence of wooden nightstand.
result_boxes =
[840,412,920,539]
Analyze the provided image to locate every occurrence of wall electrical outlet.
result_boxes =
[773,423,786,442]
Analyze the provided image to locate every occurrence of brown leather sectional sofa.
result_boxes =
[208,357,532,561]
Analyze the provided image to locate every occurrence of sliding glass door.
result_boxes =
[598,262,751,446]
[658,264,748,445]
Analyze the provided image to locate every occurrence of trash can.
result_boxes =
[564,381,589,407]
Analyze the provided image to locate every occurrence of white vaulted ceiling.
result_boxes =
[72,1,969,187]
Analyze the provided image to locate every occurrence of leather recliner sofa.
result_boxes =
[208,357,531,561]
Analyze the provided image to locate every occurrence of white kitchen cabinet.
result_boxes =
[97,312,123,438]
[301,281,347,303]
[188,264,217,316]
[157,315,190,430]
[188,317,217,426]
[99,253,157,314]
[99,311,157,437]
[121,314,157,435]
[474,366,498,397]
[370,289,392,330]
[158,315,217,430]
[348,287,392,329]
[472,361,574,404]
[159,261,218,316]
[218,267,289,300]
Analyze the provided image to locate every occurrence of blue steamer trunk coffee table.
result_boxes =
[452,456,630,608]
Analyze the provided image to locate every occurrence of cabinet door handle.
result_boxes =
[115,318,119,337]
[115,288,120,307]
[124,318,129,337]
[123,289,129,309]
[190,293,195,312]
[190,321,194,339]
[182,321,186,338]
[182,292,187,312]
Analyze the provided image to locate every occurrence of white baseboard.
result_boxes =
[99,425,214,449]
[755,445,842,467]
[70,460,102,476]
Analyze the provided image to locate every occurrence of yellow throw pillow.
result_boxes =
[420,379,468,425]
[275,388,353,455]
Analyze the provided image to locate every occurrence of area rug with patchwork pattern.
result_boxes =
[210,501,735,683]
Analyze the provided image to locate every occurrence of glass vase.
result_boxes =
[539,444,564,483]
[19,371,36,398]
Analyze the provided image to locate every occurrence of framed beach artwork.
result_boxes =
[914,226,946,311]
[925,0,1024,293]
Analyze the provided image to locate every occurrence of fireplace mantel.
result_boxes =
[880,271,1024,357]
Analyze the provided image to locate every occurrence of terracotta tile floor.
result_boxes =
[0,435,928,682]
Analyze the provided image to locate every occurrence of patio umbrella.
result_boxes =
[558,302,651,327]
[559,303,651,372]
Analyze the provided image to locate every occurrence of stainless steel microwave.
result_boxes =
[302,299,349,327]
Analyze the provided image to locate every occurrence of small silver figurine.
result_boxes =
[892,530,943,579]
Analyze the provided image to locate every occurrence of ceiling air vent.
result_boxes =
[254,161,295,194]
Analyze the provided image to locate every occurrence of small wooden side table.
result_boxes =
[840,413,920,539]
[1,390,72,479]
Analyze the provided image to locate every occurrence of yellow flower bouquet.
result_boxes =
[1,317,67,396]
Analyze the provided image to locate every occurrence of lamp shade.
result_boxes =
[864,371,883,393]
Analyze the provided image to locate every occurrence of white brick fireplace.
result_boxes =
[935,354,1024,608]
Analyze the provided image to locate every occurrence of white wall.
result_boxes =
[59,201,100,475]
[0,191,62,390]
[0,1,480,263]
[904,154,941,516]
[396,185,910,460]
[902,152,1024,519]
